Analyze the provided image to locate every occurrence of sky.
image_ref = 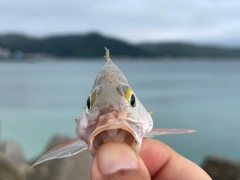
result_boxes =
[1,0,240,47]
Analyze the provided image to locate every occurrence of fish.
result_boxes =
[32,48,195,167]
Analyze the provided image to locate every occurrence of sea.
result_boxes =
[0,58,240,165]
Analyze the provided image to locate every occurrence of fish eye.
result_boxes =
[122,85,136,107]
[86,91,96,110]
[86,96,91,109]
[130,93,136,107]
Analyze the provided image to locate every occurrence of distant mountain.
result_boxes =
[138,42,240,58]
[0,32,240,58]
[0,33,151,58]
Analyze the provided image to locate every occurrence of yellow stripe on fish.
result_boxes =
[87,91,96,110]
[123,86,136,107]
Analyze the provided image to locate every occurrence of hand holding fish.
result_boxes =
[91,138,212,180]
[32,48,211,179]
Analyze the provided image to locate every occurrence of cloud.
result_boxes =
[0,0,239,46]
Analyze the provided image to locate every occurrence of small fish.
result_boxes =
[32,48,195,166]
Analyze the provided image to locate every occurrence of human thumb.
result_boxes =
[90,141,150,180]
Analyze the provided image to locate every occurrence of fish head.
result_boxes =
[76,49,153,155]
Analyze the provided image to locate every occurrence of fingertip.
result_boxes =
[91,141,150,180]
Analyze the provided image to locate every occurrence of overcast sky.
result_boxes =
[1,0,240,46]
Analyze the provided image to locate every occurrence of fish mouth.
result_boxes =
[88,119,142,155]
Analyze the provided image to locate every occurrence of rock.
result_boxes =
[0,140,31,180]
[202,155,240,180]
[0,152,24,180]
[1,140,27,163]
[27,135,90,180]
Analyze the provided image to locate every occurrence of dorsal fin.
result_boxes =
[104,47,111,61]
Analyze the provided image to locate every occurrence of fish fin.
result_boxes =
[146,128,196,138]
[74,118,79,123]
[149,111,153,116]
[32,137,87,167]
[104,47,111,61]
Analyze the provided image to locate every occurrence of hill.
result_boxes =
[0,32,240,58]
[0,33,151,58]
[138,42,240,58]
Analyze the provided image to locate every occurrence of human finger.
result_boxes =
[91,141,151,180]
[140,138,212,180]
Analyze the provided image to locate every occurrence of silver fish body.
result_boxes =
[32,48,195,167]
[76,55,153,155]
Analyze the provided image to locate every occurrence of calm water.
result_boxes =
[0,58,240,165]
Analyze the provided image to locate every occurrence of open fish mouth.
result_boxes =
[88,119,143,155]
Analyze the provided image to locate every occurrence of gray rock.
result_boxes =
[0,140,31,180]
[202,155,240,180]
[0,152,24,180]
[1,140,27,163]
[28,135,90,180]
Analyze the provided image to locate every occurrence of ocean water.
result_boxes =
[0,58,240,165]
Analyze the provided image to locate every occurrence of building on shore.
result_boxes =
[0,47,11,58]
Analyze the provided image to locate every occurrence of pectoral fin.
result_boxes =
[149,111,153,116]
[74,118,79,123]
[146,128,196,138]
[32,137,87,167]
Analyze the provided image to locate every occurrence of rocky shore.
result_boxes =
[0,136,239,180]
[202,155,240,180]
[0,135,89,180]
